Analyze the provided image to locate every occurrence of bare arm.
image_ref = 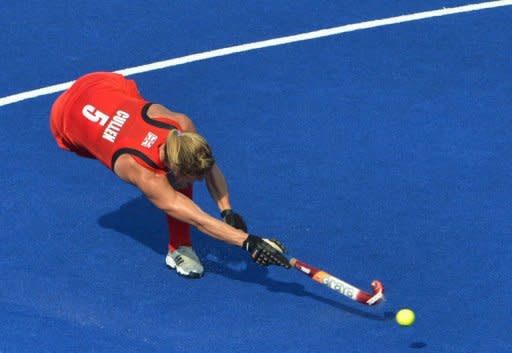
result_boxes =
[205,164,231,211]
[113,155,247,247]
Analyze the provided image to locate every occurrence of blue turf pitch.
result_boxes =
[1,2,511,352]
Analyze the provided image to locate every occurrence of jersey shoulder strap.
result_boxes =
[111,103,181,172]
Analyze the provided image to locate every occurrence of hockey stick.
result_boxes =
[290,258,384,306]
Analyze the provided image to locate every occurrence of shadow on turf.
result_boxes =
[410,342,428,349]
[202,250,394,321]
[99,196,393,321]
[98,195,168,255]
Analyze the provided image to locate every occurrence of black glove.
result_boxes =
[243,235,291,269]
[221,209,248,232]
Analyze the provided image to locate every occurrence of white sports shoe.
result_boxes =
[165,246,204,279]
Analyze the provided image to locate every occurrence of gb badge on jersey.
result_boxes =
[141,132,158,148]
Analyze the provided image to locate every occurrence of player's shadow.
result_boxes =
[98,196,392,321]
[98,195,168,255]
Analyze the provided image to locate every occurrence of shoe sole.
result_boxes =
[165,255,203,279]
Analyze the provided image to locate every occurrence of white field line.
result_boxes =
[1,0,511,107]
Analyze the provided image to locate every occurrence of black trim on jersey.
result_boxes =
[141,103,177,130]
[111,148,160,170]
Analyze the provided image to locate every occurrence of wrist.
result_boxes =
[242,234,250,251]
[242,234,260,252]
[221,209,233,217]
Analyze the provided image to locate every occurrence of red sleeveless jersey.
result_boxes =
[50,72,181,172]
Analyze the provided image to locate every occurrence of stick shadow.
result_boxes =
[98,196,393,321]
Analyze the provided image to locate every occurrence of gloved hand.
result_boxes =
[243,235,291,269]
[221,209,248,232]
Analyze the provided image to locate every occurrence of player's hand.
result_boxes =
[243,235,291,269]
[221,209,248,232]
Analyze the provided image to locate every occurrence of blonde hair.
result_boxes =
[165,130,215,176]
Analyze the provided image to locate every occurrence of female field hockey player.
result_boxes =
[50,71,290,278]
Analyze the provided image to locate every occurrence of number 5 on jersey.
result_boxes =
[82,104,109,126]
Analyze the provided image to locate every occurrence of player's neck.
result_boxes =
[159,144,166,163]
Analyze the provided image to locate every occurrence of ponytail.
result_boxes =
[165,130,215,176]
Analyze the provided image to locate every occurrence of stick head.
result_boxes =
[371,280,384,294]
[366,280,385,305]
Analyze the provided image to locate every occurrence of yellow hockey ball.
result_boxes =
[396,309,415,326]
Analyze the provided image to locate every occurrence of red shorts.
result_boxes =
[49,87,73,152]
[49,72,142,157]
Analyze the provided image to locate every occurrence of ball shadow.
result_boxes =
[410,342,428,349]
